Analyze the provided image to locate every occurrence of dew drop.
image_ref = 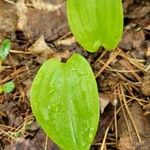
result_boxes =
[78,69,85,75]
[81,140,87,148]
[42,109,49,121]
[90,127,94,132]
[71,68,75,71]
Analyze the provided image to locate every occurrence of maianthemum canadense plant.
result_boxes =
[30,0,123,150]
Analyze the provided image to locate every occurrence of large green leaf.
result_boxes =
[30,54,99,150]
[67,0,123,52]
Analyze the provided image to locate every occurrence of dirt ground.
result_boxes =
[0,0,150,150]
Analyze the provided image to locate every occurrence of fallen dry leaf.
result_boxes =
[119,29,145,50]
[24,1,68,42]
[56,36,75,46]
[117,102,150,150]
[100,92,115,113]
[28,35,71,63]
[126,5,150,19]
[28,35,52,54]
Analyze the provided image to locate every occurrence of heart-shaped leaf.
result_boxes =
[67,0,123,52]
[30,54,99,150]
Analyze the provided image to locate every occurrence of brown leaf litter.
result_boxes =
[0,0,150,150]
[16,0,68,42]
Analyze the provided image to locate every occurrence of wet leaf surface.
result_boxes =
[67,0,123,52]
[30,54,99,150]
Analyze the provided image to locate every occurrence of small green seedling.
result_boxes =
[30,0,123,149]
[67,0,123,52]
[0,81,15,94]
[0,39,11,61]
[30,54,99,150]
[0,39,11,72]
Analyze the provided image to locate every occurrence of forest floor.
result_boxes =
[0,0,150,150]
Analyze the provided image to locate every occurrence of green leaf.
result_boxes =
[0,39,11,61]
[30,54,99,150]
[3,81,15,93]
[67,0,123,52]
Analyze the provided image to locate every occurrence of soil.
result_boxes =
[0,0,150,150]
